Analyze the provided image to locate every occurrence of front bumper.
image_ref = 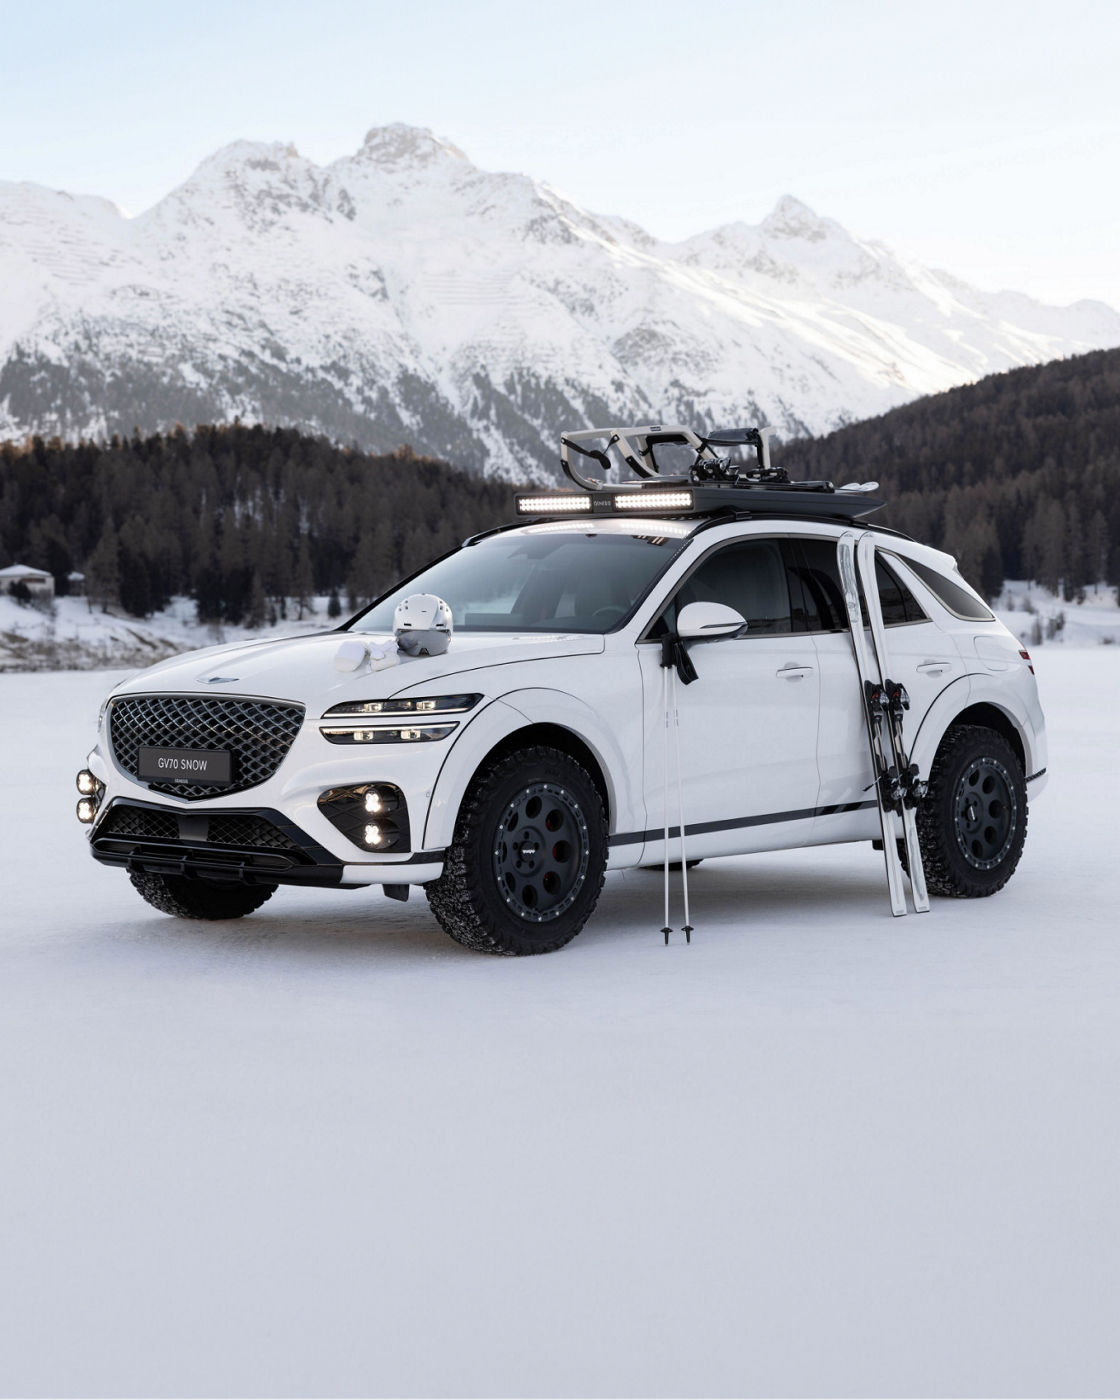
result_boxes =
[83,712,454,886]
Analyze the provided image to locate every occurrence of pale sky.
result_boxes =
[2,0,1118,308]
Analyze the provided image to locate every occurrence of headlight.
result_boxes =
[322,694,481,718]
[320,723,459,745]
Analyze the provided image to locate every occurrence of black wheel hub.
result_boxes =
[953,755,1017,870]
[493,782,590,923]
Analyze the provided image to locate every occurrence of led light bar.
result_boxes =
[516,493,592,514]
[515,487,698,518]
[614,489,693,511]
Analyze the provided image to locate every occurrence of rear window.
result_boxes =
[790,539,926,631]
[901,558,994,621]
[876,558,927,625]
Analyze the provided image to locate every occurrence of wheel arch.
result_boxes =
[469,723,611,815]
[912,676,1034,778]
[946,702,1026,772]
[422,694,630,851]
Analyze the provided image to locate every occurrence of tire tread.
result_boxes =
[915,723,1027,898]
[425,745,607,955]
[129,870,276,920]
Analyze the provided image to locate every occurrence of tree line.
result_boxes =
[0,424,513,622]
[3,344,1118,621]
[775,345,1120,600]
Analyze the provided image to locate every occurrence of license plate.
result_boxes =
[138,746,232,785]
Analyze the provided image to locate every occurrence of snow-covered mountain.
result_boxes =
[2,123,1118,478]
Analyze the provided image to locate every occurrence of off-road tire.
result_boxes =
[426,745,608,955]
[129,870,276,920]
[912,724,1027,898]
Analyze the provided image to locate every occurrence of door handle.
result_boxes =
[776,663,814,680]
[916,659,953,675]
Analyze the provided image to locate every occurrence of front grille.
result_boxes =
[109,694,304,800]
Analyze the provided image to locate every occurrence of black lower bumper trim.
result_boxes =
[92,841,347,888]
[90,797,347,888]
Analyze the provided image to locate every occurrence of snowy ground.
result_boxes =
[1,651,1118,1397]
[994,580,1120,648]
[0,593,331,671]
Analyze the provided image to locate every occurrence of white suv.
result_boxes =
[75,425,1046,954]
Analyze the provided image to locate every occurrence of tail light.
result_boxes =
[1019,648,1035,674]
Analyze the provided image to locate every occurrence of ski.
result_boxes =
[837,531,908,917]
[855,534,931,913]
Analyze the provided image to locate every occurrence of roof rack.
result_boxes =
[514,423,884,522]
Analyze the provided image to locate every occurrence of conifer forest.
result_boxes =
[1,346,1118,621]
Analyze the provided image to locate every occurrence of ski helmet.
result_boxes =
[394,592,453,656]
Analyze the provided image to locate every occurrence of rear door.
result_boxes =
[787,536,963,831]
[638,536,821,858]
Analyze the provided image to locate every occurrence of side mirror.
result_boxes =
[676,601,746,640]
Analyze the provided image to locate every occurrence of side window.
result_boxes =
[901,557,994,621]
[653,539,794,636]
[876,558,928,625]
[789,539,928,631]
[789,538,848,632]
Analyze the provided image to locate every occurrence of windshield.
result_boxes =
[349,527,688,635]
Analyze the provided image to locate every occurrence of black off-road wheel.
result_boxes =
[129,870,276,920]
[912,724,1027,898]
[426,745,608,955]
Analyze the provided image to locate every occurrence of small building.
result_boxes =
[67,570,86,597]
[0,563,55,601]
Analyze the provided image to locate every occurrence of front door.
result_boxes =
[639,537,821,859]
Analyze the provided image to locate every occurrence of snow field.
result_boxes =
[0,593,332,672]
[0,650,1118,1396]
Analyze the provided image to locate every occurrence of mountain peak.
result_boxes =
[357,123,468,168]
[3,126,1118,481]
[761,195,830,242]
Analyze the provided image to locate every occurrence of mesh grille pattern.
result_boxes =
[97,804,301,854]
[99,806,179,841]
[109,694,304,799]
[208,815,298,851]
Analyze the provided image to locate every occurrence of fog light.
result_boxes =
[76,798,97,823]
[319,783,409,851]
[76,769,98,795]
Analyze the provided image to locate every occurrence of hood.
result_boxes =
[112,630,605,713]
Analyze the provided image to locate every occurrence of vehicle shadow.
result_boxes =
[115,850,893,964]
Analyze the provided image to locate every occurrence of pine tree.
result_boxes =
[246,570,268,629]
[294,537,315,619]
[86,522,120,612]
[1084,510,1107,587]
